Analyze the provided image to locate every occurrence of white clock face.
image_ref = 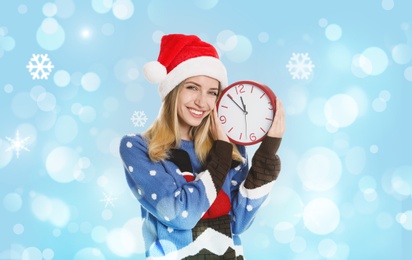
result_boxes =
[217,82,275,145]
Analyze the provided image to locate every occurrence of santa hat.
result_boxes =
[143,34,228,100]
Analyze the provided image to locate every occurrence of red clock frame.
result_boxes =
[216,80,277,146]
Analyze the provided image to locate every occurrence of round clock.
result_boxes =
[216,80,277,146]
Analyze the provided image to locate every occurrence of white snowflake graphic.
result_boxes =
[286,53,315,79]
[5,130,30,158]
[100,192,118,208]
[26,54,55,80]
[131,110,148,127]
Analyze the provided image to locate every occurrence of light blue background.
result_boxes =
[1,0,412,259]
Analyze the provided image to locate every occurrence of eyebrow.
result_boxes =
[184,81,219,91]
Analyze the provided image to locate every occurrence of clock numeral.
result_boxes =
[268,101,273,110]
[235,84,245,95]
[219,115,227,124]
[249,133,257,141]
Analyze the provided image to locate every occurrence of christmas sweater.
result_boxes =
[119,133,281,259]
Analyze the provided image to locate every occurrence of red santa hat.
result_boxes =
[143,34,228,100]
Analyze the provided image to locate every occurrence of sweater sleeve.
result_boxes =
[230,136,282,234]
[119,134,233,230]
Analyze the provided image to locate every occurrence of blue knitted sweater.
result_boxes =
[119,133,281,259]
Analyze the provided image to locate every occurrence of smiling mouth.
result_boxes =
[188,108,204,117]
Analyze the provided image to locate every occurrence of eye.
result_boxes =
[186,85,198,91]
[209,91,218,96]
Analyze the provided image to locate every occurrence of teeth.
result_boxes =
[189,109,203,115]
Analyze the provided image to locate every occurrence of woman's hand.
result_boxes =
[267,98,286,138]
[210,108,230,142]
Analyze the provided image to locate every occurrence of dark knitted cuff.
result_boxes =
[204,140,233,191]
[258,136,282,156]
[244,137,282,189]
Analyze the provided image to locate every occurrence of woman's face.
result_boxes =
[177,75,219,137]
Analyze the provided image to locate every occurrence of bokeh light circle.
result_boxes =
[194,0,218,9]
[13,223,24,235]
[216,30,237,52]
[303,198,340,235]
[391,165,412,197]
[318,239,338,258]
[224,34,252,63]
[258,32,269,43]
[0,36,16,51]
[261,187,304,226]
[359,47,388,76]
[73,248,106,260]
[325,24,342,41]
[22,247,43,260]
[404,66,412,82]
[92,0,113,14]
[43,2,57,17]
[112,0,134,20]
[31,194,71,227]
[55,0,75,18]
[372,97,387,112]
[36,18,65,51]
[46,146,80,183]
[324,94,358,128]
[382,0,394,10]
[37,92,56,112]
[3,193,23,212]
[81,72,101,92]
[290,236,306,253]
[297,147,342,191]
[391,44,412,64]
[54,70,71,87]
[78,106,97,123]
[397,211,412,230]
[273,222,296,244]
[114,59,139,83]
[106,218,145,257]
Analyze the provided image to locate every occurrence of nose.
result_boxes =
[194,92,206,108]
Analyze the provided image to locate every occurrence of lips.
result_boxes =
[188,108,204,118]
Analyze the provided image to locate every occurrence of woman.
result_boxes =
[119,34,285,259]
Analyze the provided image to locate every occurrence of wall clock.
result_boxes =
[216,80,277,146]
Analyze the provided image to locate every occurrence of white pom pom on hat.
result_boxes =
[143,34,228,100]
[143,61,167,84]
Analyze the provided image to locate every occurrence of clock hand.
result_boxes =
[240,96,248,115]
[227,94,245,113]
[240,96,248,136]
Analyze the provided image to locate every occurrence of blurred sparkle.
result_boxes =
[5,130,30,158]
[100,192,118,208]
[81,28,91,38]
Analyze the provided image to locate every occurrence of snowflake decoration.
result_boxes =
[26,54,55,80]
[286,53,315,80]
[5,130,30,158]
[100,192,118,208]
[131,110,148,127]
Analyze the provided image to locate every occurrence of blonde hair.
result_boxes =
[144,83,243,164]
